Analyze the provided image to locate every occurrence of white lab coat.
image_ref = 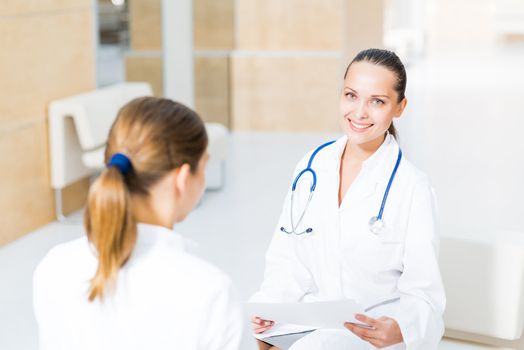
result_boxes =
[251,134,446,349]
[33,223,250,350]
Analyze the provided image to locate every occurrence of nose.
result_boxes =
[353,101,368,120]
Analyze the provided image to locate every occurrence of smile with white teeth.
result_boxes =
[349,120,373,129]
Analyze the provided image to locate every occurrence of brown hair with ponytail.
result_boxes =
[84,96,208,302]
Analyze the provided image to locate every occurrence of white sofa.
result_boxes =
[48,82,227,220]
[439,229,524,349]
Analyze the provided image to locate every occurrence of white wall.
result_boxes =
[426,0,498,54]
[396,51,524,236]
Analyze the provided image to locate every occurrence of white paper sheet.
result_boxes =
[253,323,317,339]
[247,299,368,335]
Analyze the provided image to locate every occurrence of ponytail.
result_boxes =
[83,96,208,302]
[388,123,398,140]
[84,166,136,302]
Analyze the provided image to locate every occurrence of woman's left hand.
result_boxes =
[344,314,403,348]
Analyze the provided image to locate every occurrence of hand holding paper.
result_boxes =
[344,314,404,348]
[247,299,368,331]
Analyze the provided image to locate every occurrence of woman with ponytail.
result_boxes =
[33,97,252,350]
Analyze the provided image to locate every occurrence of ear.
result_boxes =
[173,163,192,196]
[394,98,407,119]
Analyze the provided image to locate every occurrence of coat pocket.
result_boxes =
[352,229,404,273]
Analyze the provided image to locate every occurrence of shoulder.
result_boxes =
[293,136,344,173]
[395,156,436,204]
[33,237,95,306]
[398,157,431,186]
[181,253,232,286]
[34,237,92,279]
[147,247,233,292]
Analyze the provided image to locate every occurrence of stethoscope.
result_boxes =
[280,140,402,235]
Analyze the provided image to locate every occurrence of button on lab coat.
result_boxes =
[33,223,249,350]
[251,135,446,349]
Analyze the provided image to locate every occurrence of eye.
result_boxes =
[345,92,356,100]
[371,98,384,105]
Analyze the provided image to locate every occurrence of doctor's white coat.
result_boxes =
[251,134,446,350]
[33,223,251,350]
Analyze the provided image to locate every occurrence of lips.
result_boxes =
[351,120,372,129]
[347,118,373,132]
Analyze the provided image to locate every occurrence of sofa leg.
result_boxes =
[55,189,67,222]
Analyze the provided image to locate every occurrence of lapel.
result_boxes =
[338,134,400,212]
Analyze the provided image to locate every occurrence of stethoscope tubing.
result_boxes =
[376,149,402,221]
[282,139,401,236]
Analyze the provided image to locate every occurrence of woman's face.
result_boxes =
[175,152,209,223]
[339,61,406,145]
[187,152,208,208]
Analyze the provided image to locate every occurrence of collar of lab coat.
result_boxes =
[86,223,186,265]
[134,223,185,252]
[328,132,400,202]
[361,132,400,183]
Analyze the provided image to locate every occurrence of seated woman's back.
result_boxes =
[33,97,248,350]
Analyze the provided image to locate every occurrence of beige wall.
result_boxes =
[125,53,164,96]
[343,0,384,62]
[129,0,162,51]
[0,1,95,245]
[232,0,384,131]
[125,0,384,132]
[231,0,383,132]
[232,0,339,132]
[193,0,234,127]
[194,0,234,49]
[236,0,344,50]
[231,54,340,131]
[126,0,234,127]
[195,55,231,126]
[125,0,162,98]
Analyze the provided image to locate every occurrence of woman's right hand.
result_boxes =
[252,316,274,334]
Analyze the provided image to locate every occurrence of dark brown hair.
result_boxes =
[344,48,407,139]
[84,96,208,301]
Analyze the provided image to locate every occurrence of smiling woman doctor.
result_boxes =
[250,49,446,350]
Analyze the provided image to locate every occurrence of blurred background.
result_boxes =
[1,0,524,246]
[1,0,524,349]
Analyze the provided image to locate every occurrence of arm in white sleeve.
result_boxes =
[395,179,446,350]
[250,159,314,303]
[199,279,255,350]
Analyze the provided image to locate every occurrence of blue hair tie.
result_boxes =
[108,153,132,176]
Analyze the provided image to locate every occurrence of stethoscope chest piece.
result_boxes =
[368,216,385,235]
[281,139,401,237]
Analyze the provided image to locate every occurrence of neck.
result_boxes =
[131,194,176,230]
[344,134,386,163]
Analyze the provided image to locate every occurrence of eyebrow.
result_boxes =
[371,94,390,99]
[344,87,391,99]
